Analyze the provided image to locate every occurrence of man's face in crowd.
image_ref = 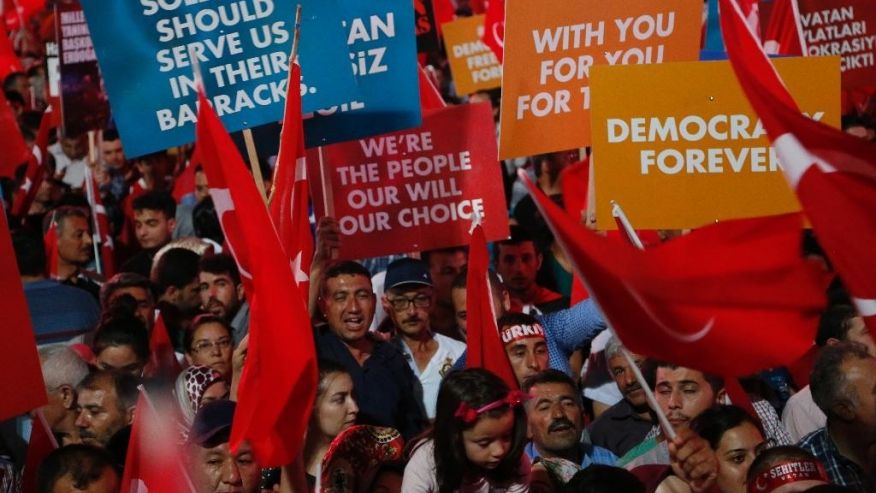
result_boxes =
[199,271,243,320]
[95,345,144,376]
[840,356,876,432]
[843,316,876,357]
[384,286,433,338]
[451,286,509,340]
[320,274,375,343]
[195,170,209,203]
[133,208,174,250]
[608,351,648,408]
[527,381,583,456]
[57,216,93,266]
[61,135,87,160]
[187,322,234,379]
[51,466,119,493]
[171,276,203,314]
[108,286,155,330]
[75,381,133,447]
[190,439,260,493]
[428,250,467,304]
[100,139,125,169]
[505,335,549,386]
[654,366,719,432]
[496,242,541,295]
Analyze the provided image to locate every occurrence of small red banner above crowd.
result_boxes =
[310,102,509,260]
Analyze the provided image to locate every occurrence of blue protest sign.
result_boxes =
[304,0,421,148]
[80,0,358,158]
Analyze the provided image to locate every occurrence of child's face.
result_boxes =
[461,409,516,470]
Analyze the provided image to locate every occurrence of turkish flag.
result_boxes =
[84,168,115,277]
[269,61,312,301]
[172,149,200,203]
[720,0,876,330]
[418,63,446,111]
[0,89,30,178]
[465,223,518,389]
[196,90,318,466]
[143,312,182,380]
[762,0,804,55]
[120,390,194,493]
[21,410,58,493]
[0,28,22,80]
[520,171,826,377]
[0,205,47,420]
[12,105,54,217]
[482,0,504,62]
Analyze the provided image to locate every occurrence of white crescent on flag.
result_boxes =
[622,281,716,343]
[209,187,253,279]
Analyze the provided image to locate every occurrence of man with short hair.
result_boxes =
[314,260,426,439]
[384,258,465,419]
[421,246,467,339]
[74,371,138,448]
[588,336,654,457]
[36,444,120,493]
[49,132,88,189]
[96,128,131,233]
[494,225,568,314]
[151,247,202,349]
[523,370,616,491]
[45,206,103,299]
[783,304,876,441]
[187,400,261,493]
[15,229,100,344]
[99,272,155,331]
[120,190,177,276]
[37,345,90,445]
[198,253,248,344]
[499,312,550,386]
[92,315,150,375]
[799,342,876,492]
[451,268,605,377]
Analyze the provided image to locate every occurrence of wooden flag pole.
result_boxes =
[243,129,268,204]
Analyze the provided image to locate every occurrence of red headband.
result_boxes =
[500,323,546,345]
[454,390,529,424]
[747,459,828,493]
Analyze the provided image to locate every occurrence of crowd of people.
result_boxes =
[2,1,876,493]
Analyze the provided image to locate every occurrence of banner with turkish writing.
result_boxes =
[498,0,701,159]
[310,102,508,259]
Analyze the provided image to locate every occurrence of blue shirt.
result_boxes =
[24,279,100,344]
[798,427,873,492]
[524,440,617,468]
[455,299,607,375]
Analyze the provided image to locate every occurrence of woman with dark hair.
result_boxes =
[303,359,359,490]
[690,405,769,493]
[402,368,530,492]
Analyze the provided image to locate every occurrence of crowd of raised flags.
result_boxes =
[0,0,875,492]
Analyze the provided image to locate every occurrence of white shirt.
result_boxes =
[782,385,827,442]
[49,142,87,188]
[400,333,466,419]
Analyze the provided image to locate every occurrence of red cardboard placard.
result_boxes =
[310,102,509,259]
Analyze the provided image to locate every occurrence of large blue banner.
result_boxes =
[303,0,421,148]
[80,0,359,157]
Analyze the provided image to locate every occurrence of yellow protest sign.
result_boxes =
[442,15,502,95]
[590,56,841,230]
[498,0,702,159]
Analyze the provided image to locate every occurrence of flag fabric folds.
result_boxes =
[143,312,182,380]
[520,171,826,377]
[482,0,504,61]
[196,89,317,467]
[21,410,57,493]
[762,0,805,55]
[12,105,54,217]
[719,0,876,330]
[84,168,115,277]
[464,222,518,390]
[269,61,313,300]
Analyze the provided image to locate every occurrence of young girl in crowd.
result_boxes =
[304,360,360,489]
[402,368,530,493]
[689,405,768,493]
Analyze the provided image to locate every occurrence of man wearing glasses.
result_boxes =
[383,258,465,420]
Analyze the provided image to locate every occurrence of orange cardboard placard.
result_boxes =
[590,57,841,230]
[498,0,702,159]
[442,15,502,95]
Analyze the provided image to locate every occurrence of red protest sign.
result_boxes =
[797,0,876,90]
[310,102,509,259]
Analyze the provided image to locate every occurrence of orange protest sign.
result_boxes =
[590,57,841,230]
[442,15,502,95]
[498,0,702,159]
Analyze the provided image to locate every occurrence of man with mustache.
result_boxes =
[523,370,616,491]
[74,370,138,448]
[198,253,248,344]
[384,258,465,419]
[588,336,655,457]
